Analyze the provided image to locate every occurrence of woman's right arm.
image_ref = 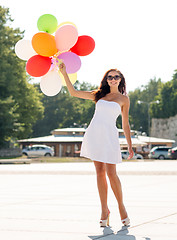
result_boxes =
[59,62,95,100]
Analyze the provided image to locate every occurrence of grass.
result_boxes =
[31,156,92,163]
[0,156,23,159]
[0,156,93,164]
[0,155,169,163]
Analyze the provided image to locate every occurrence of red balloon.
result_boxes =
[70,35,95,56]
[26,55,51,77]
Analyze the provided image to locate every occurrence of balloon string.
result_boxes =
[52,51,63,69]
[56,59,63,68]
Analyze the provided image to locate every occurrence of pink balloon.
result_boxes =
[55,25,78,51]
[58,52,81,74]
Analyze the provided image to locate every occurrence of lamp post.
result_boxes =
[137,100,160,150]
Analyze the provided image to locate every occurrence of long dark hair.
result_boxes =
[92,69,126,102]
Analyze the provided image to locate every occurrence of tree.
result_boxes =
[0,6,44,147]
[151,70,177,118]
[128,77,162,135]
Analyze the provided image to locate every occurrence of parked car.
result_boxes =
[148,146,171,159]
[121,150,143,159]
[168,146,177,159]
[22,145,54,157]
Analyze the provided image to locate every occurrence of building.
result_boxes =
[18,127,175,157]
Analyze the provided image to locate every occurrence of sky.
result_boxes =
[1,0,177,92]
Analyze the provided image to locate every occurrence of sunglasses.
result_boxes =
[107,75,121,80]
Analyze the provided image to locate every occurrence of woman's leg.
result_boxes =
[106,163,128,220]
[94,161,109,220]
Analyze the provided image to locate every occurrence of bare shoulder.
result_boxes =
[115,94,129,107]
[121,94,130,105]
[119,95,130,112]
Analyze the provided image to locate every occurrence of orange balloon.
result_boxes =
[32,32,57,57]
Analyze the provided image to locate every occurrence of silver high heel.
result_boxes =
[121,217,130,226]
[100,211,110,227]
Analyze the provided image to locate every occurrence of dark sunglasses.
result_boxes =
[107,75,121,80]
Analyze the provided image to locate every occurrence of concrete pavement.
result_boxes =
[0,161,177,239]
[0,160,177,175]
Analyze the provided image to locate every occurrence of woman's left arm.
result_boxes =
[121,96,134,159]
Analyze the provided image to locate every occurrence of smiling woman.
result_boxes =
[60,62,133,227]
[92,69,126,102]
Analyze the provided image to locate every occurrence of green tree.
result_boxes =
[0,6,44,147]
[0,97,17,147]
[151,70,177,118]
[128,77,162,135]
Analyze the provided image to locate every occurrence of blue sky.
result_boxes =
[1,0,177,92]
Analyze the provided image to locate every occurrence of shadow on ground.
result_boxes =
[88,225,151,240]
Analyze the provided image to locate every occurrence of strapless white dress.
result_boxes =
[80,99,122,164]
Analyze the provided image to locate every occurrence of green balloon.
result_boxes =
[37,14,58,34]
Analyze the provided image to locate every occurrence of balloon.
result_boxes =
[37,14,58,34]
[71,35,95,56]
[59,72,77,86]
[57,21,77,30]
[40,70,62,96]
[32,32,57,57]
[26,55,51,77]
[55,25,78,51]
[15,39,37,60]
[58,52,81,74]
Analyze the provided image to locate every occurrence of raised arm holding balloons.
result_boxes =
[59,62,95,100]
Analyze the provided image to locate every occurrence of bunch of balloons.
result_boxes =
[15,14,95,96]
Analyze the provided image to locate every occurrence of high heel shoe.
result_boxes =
[100,209,110,227]
[121,217,130,226]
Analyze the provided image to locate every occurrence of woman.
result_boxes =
[60,63,134,227]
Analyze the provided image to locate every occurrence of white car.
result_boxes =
[121,150,143,159]
[22,145,54,157]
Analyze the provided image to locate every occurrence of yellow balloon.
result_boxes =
[57,21,77,30]
[59,72,77,86]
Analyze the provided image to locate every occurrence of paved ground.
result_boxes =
[0,161,177,240]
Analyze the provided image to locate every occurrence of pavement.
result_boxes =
[0,160,177,175]
[0,160,177,240]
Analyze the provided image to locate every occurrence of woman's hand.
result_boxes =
[59,62,66,75]
[127,147,134,160]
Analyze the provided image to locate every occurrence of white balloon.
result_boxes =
[40,70,62,96]
[15,39,37,61]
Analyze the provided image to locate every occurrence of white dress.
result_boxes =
[80,99,122,164]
